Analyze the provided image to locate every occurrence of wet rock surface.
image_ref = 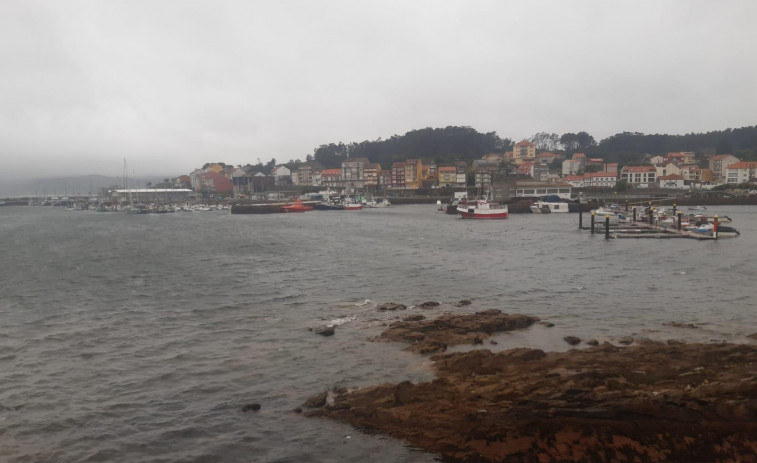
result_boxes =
[379,309,539,354]
[314,326,335,336]
[306,339,757,462]
[418,301,441,309]
[377,302,407,311]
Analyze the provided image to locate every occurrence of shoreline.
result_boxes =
[304,309,757,462]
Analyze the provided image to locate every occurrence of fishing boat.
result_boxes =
[459,200,508,219]
[344,202,363,210]
[281,199,313,212]
[314,201,344,210]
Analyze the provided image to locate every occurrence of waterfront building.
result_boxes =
[273,166,292,186]
[320,169,342,188]
[658,174,686,189]
[391,162,406,189]
[342,157,369,189]
[620,166,656,187]
[378,170,392,188]
[512,182,572,200]
[709,154,740,181]
[474,171,492,188]
[364,163,381,188]
[404,159,423,189]
[437,166,457,187]
[726,161,757,184]
[655,162,682,179]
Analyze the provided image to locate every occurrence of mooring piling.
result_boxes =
[605,215,610,239]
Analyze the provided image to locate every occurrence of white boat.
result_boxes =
[363,198,390,208]
[530,201,569,213]
[459,200,509,219]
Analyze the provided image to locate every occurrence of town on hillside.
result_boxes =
[178,143,756,203]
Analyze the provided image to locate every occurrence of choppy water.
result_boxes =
[1,205,756,462]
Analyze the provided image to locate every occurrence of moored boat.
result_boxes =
[530,201,569,213]
[281,199,314,213]
[344,202,363,210]
[459,200,508,219]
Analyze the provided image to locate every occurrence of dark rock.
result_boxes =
[539,322,555,328]
[455,299,472,307]
[315,326,335,337]
[472,337,483,345]
[617,337,634,345]
[490,340,498,345]
[663,321,699,329]
[747,333,757,340]
[394,381,415,405]
[563,336,581,346]
[303,391,328,408]
[377,302,407,311]
[403,314,426,322]
[242,403,261,412]
[293,407,303,413]
[586,339,599,346]
[418,301,440,309]
[381,311,539,353]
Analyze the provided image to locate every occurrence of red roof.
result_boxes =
[564,175,583,181]
[658,174,684,180]
[729,162,757,169]
[585,172,617,178]
[438,166,457,172]
[515,140,535,147]
[572,153,586,158]
[321,169,341,176]
[622,166,656,172]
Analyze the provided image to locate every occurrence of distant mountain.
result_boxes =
[0,174,173,197]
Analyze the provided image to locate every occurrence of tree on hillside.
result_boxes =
[313,143,349,168]
[530,132,561,151]
[560,132,596,152]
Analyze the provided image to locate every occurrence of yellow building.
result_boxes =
[512,140,536,165]
[404,159,423,189]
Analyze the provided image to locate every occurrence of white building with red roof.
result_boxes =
[620,166,656,187]
[726,161,757,184]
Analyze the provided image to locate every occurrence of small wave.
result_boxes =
[329,315,357,327]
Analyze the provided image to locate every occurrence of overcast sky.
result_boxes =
[1,0,756,179]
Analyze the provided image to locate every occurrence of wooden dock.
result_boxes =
[579,208,724,240]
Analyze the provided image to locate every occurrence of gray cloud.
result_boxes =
[1,0,756,179]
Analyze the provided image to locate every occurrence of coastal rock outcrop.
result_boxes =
[377,302,407,311]
[315,326,335,337]
[305,342,757,462]
[563,335,581,345]
[417,301,440,309]
[379,310,539,354]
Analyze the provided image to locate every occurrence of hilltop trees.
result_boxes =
[311,126,511,169]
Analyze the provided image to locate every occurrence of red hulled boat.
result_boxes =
[459,200,509,219]
[281,199,314,213]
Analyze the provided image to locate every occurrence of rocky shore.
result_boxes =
[305,309,757,463]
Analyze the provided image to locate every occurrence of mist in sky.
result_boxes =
[1,0,756,179]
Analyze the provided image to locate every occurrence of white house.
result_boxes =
[726,162,757,184]
[658,174,686,189]
[620,166,656,187]
[273,165,292,186]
